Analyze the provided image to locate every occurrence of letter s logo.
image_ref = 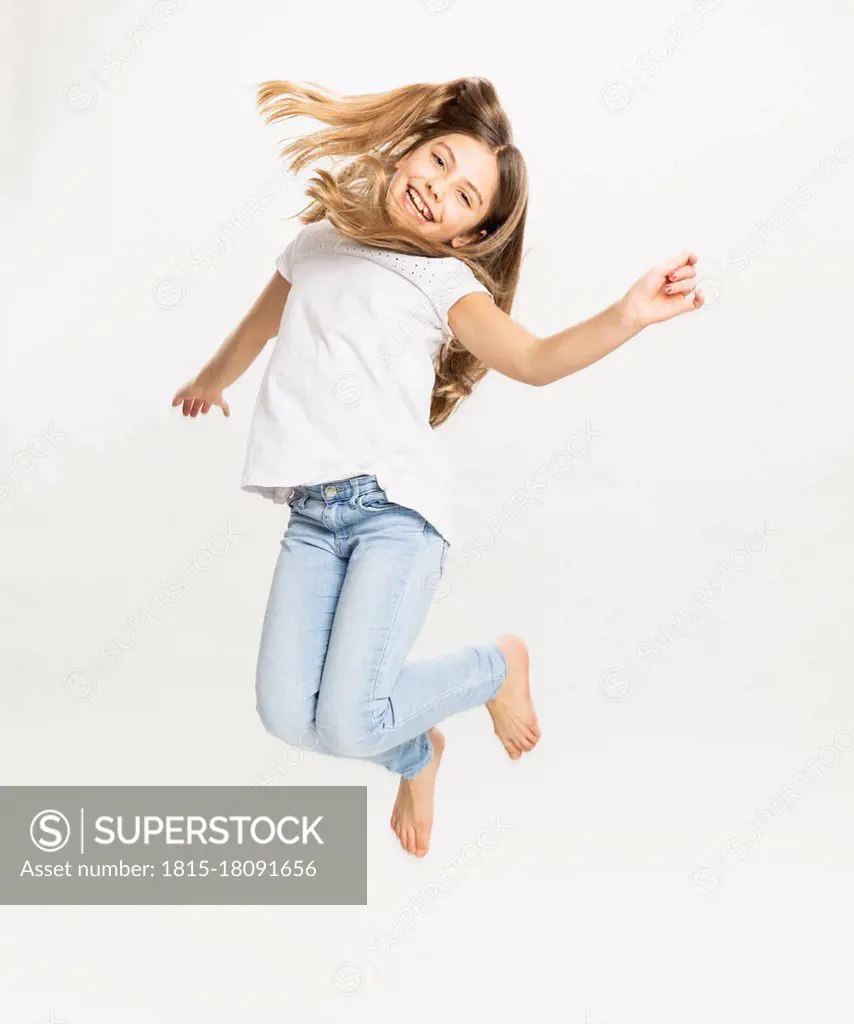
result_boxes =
[30,810,71,852]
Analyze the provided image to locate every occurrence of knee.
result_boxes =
[314,705,382,758]
[255,682,318,750]
[256,702,313,749]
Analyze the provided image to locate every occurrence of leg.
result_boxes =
[314,508,509,857]
[255,511,343,754]
[255,502,430,776]
[390,726,446,858]
[315,511,508,765]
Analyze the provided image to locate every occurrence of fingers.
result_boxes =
[664,277,696,296]
[660,250,698,276]
[674,288,704,314]
[667,263,697,283]
[173,392,230,417]
[182,398,204,417]
[656,286,705,323]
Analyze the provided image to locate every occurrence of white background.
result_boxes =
[2,0,853,1020]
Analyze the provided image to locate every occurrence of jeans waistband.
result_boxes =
[295,474,381,504]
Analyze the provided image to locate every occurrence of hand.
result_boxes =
[171,373,231,418]
[618,251,704,331]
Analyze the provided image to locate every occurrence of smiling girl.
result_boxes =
[171,76,703,858]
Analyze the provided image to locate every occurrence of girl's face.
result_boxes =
[387,133,499,248]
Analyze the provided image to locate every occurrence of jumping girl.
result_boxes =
[171,77,703,858]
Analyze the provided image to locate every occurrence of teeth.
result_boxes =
[407,186,430,220]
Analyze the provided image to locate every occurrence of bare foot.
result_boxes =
[390,728,445,857]
[486,635,540,760]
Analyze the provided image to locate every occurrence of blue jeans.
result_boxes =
[255,474,508,779]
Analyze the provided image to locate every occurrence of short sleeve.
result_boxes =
[275,230,302,283]
[430,259,493,336]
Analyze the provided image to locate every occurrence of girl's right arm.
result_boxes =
[171,272,292,417]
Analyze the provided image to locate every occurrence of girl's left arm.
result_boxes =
[449,251,704,387]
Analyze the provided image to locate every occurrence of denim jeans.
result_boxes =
[255,474,508,779]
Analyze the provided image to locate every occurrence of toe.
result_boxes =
[415,825,431,857]
[521,729,537,749]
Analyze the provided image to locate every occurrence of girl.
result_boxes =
[171,77,703,858]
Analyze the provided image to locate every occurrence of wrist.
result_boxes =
[612,296,645,336]
[196,366,226,389]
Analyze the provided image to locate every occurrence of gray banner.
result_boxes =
[0,786,366,905]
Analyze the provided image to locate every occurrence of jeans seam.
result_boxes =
[400,738,432,779]
[367,519,430,728]
[395,643,506,728]
[392,676,483,730]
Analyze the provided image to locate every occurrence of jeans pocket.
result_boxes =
[287,487,307,512]
[357,491,399,514]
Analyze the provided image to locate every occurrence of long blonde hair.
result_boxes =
[255,76,529,427]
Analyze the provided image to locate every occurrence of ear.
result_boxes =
[450,228,487,249]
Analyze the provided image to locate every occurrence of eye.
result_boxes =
[433,152,445,169]
[459,191,471,208]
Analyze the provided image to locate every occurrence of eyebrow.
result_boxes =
[438,141,484,207]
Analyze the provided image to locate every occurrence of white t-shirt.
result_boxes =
[240,218,494,545]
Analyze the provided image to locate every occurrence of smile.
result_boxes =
[404,185,433,222]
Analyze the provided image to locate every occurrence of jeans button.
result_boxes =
[324,485,337,498]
